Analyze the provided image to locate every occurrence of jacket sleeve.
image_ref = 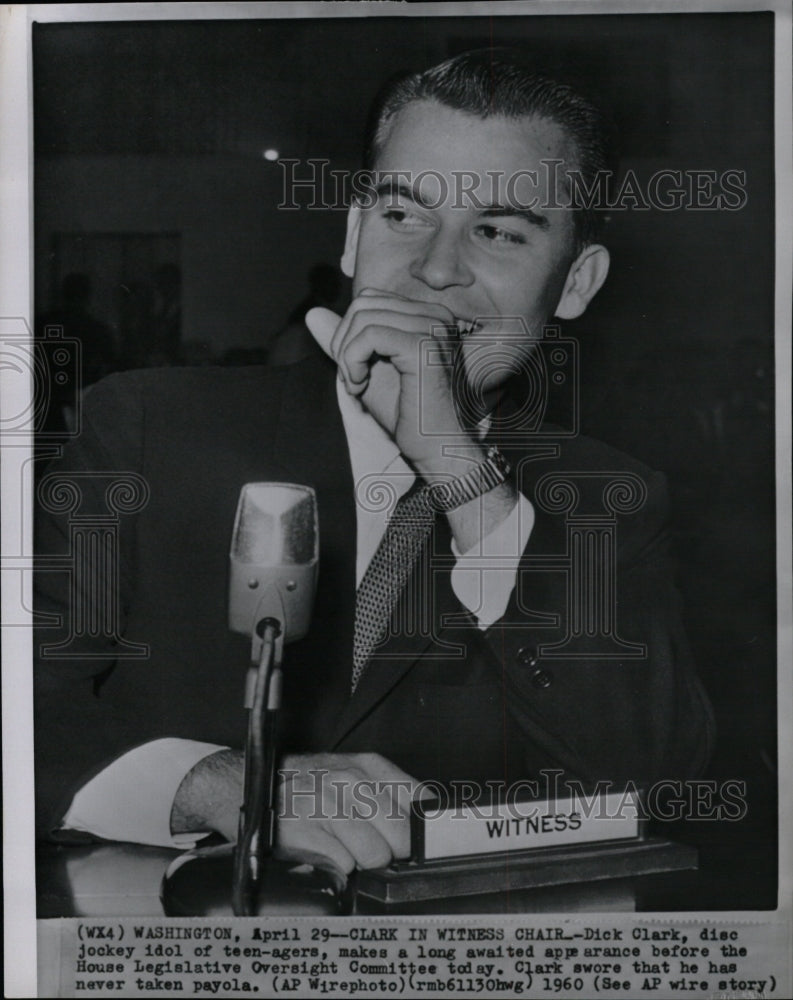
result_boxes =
[480,467,716,788]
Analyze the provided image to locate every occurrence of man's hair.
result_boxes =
[364,48,617,253]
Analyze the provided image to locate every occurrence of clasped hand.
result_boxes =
[307,289,471,470]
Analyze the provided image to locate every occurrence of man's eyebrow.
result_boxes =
[479,205,550,231]
[374,179,432,209]
[372,179,551,230]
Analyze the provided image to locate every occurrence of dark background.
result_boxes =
[33,12,777,906]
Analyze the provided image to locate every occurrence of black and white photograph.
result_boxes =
[1,2,790,997]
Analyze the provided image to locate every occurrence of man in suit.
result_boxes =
[34,50,714,874]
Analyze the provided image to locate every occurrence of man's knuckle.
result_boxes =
[356,751,385,770]
[331,766,362,787]
[337,853,356,875]
[356,840,392,871]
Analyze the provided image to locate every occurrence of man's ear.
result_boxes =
[340,203,362,278]
[554,244,610,320]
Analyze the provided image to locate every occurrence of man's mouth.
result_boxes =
[454,319,482,338]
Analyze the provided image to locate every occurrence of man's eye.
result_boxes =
[382,208,430,230]
[476,224,527,246]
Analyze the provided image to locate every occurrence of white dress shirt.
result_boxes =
[63,372,534,846]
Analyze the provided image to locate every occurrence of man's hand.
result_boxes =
[171,749,424,875]
[276,752,423,874]
[307,294,518,553]
[307,291,467,470]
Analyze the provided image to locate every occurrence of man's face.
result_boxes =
[342,100,606,387]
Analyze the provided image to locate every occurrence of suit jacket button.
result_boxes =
[516,645,539,667]
[531,668,553,689]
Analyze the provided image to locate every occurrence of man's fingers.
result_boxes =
[275,823,357,875]
[347,752,426,805]
[357,783,412,859]
[276,781,400,872]
[305,306,342,359]
[276,753,424,871]
[338,753,422,859]
[352,291,455,322]
[330,295,455,365]
[336,307,457,387]
[278,806,397,873]
[338,324,417,390]
[323,814,395,870]
[307,296,456,378]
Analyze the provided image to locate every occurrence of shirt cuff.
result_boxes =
[62,738,228,848]
[450,493,535,630]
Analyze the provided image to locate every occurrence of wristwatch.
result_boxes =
[425,446,511,512]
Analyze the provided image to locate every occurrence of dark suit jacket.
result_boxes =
[34,356,715,837]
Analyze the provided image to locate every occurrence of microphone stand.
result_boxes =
[162,605,350,916]
[161,483,351,916]
[232,617,282,916]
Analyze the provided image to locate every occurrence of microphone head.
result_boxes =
[229,483,318,643]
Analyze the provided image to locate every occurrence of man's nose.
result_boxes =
[409,229,474,290]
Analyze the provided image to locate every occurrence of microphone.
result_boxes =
[228,482,319,648]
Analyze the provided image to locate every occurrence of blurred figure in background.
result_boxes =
[267,262,344,366]
[149,263,183,365]
[39,271,116,386]
[36,272,117,433]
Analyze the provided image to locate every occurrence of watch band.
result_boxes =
[425,446,511,512]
